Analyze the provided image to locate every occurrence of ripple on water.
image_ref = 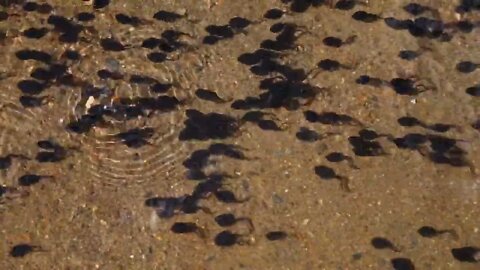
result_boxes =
[4,15,222,188]
[78,111,189,188]
[62,55,206,188]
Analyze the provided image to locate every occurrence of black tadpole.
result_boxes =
[170,222,207,239]
[451,246,480,263]
[10,244,44,257]
[100,38,127,51]
[389,77,433,95]
[214,213,254,231]
[153,10,184,22]
[296,127,322,142]
[263,8,286,20]
[214,230,238,246]
[391,257,415,270]
[352,11,382,23]
[371,237,401,252]
[195,89,229,103]
[399,50,420,60]
[214,230,252,247]
[403,3,431,16]
[266,231,288,241]
[335,0,365,10]
[325,152,359,169]
[0,154,29,170]
[93,0,110,9]
[18,174,54,186]
[317,59,350,71]
[314,165,351,191]
[456,61,479,73]
[417,226,458,239]
[466,85,480,97]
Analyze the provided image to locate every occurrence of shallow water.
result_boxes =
[0,0,479,269]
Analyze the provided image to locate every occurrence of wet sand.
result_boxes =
[0,0,479,269]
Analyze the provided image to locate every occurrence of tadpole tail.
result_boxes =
[234,195,251,203]
[345,157,360,170]
[391,246,402,252]
[343,35,358,45]
[194,226,209,240]
[338,176,352,192]
[199,206,213,215]
[357,0,370,7]
[33,246,48,253]
[9,154,31,160]
[237,217,255,233]
[468,163,478,176]
[438,229,459,240]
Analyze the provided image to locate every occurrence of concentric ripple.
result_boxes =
[56,28,215,187]
[62,56,202,187]
[3,6,237,189]
[78,111,189,187]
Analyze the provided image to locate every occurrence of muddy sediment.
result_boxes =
[0,1,479,269]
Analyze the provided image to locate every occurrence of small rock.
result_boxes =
[272,194,284,204]
[176,8,187,16]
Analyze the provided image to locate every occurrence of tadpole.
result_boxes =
[0,154,29,169]
[335,0,365,10]
[264,8,286,20]
[391,258,415,270]
[170,222,207,239]
[323,35,357,48]
[371,237,401,252]
[456,61,479,73]
[349,136,387,156]
[451,246,480,263]
[195,89,229,103]
[214,213,254,231]
[314,165,351,191]
[93,0,110,9]
[114,127,154,148]
[417,226,458,239]
[18,174,54,186]
[317,59,351,71]
[153,10,184,22]
[403,3,431,16]
[214,230,251,247]
[266,231,288,241]
[296,127,321,142]
[466,85,480,97]
[352,11,382,23]
[100,38,127,51]
[390,78,431,95]
[10,244,44,257]
[325,152,358,169]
